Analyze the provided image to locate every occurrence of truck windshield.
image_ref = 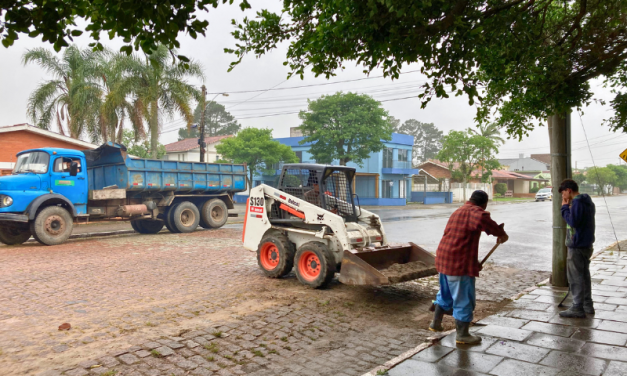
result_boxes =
[13,152,50,174]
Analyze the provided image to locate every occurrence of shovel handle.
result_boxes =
[480,242,500,266]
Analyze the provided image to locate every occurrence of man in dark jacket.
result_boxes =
[430,190,508,344]
[559,179,596,318]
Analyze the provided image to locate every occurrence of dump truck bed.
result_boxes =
[85,143,246,194]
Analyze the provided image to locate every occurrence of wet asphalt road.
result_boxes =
[372,195,627,272]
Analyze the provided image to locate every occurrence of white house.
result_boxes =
[164,135,233,162]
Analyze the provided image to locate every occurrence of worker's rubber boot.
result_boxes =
[559,305,586,318]
[455,320,482,345]
[428,304,451,332]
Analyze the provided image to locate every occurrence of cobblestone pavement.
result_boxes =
[0,229,549,375]
[386,240,627,376]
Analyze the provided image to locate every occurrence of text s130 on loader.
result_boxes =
[242,164,437,288]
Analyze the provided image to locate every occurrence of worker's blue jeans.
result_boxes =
[435,274,476,323]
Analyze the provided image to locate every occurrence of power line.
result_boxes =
[206,69,422,95]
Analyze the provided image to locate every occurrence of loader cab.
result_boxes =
[278,164,358,222]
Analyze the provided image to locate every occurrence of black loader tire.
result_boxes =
[30,206,73,246]
[0,225,32,245]
[171,201,200,233]
[257,233,296,278]
[200,199,228,229]
[294,241,336,288]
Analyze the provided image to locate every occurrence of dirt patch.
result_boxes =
[380,261,438,283]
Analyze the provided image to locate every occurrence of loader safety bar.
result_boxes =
[279,203,305,219]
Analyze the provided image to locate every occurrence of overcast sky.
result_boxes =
[0,1,626,168]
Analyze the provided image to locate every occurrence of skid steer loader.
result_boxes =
[242,164,437,288]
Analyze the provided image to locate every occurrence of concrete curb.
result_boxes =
[360,330,454,376]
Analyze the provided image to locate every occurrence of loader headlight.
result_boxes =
[0,195,13,207]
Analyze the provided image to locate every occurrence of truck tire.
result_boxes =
[200,199,228,229]
[137,220,165,234]
[131,220,143,233]
[30,206,73,246]
[257,234,295,278]
[164,207,179,233]
[294,242,336,288]
[171,201,200,233]
[0,225,31,245]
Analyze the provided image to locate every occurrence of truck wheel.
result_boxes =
[164,207,179,233]
[171,201,200,233]
[295,242,336,288]
[30,206,73,246]
[257,234,295,278]
[0,225,31,245]
[131,220,144,233]
[137,220,165,234]
[200,199,228,229]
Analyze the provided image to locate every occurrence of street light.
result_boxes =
[199,87,229,162]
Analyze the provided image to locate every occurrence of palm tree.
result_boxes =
[119,45,204,157]
[98,50,146,144]
[470,123,503,183]
[23,46,103,140]
[470,123,505,145]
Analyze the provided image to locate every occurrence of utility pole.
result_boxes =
[549,112,572,287]
[199,85,207,162]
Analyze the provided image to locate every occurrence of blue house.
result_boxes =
[250,132,419,206]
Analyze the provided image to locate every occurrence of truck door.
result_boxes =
[50,156,88,214]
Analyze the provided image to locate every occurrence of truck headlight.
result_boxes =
[0,195,12,207]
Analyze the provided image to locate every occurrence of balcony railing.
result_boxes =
[383,160,412,169]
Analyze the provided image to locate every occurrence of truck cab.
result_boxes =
[0,147,87,246]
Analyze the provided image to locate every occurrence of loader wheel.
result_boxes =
[295,242,336,288]
[30,206,73,246]
[0,225,31,245]
[134,220,165,234]
[257,234,295,278]
[200,199,228,229]
[171,201,200,233]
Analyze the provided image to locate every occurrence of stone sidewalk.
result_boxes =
[381,242,627,376]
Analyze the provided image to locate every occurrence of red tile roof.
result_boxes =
[165,135,233,152]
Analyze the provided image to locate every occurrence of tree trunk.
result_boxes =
[549,112,571,288]
[248,169,254,194]
[462,176,467,202]
[150,102,159,159]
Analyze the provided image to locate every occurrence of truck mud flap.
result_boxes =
[338,242,437,286]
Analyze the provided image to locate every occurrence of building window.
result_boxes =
[382,180,393,198]
[399,180,406,198]
[178,154,185,161]
[295,151,303,163]
[383,148,393,168]
[398,149,408,162]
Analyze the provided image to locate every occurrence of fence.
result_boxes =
[449,183,493,202]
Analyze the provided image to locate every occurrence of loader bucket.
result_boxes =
[338,242,437,286]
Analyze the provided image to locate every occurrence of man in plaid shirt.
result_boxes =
[429,190,508,345]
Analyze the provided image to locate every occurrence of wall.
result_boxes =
[0,130,93,172]
[514,179,530,194]
[409,192,453,204]
[449,183,494,202]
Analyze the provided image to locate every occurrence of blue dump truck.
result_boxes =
[0,143,247,246]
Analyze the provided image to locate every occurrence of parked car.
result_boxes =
[535,187,553,202]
